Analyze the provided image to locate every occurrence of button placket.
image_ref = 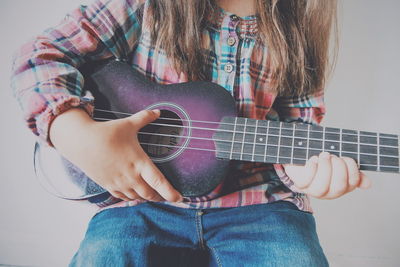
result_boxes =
[225,15,239,75]
[218,14,241,93]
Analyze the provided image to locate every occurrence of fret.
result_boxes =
[263,120,270,163]
[255,120,268,163]
[323,128,341,156]
[380,146,399,156]
[360,154,378,171]
[241,118,259,162]
[380,166,400,173]
[342,142,358,153]
[380,156,399,168]
[241,118,258,162]
[377,133,398,173]
[229,117,238,159]
[266,121,280,163]
[309,128,323,140]
[252,120,258,162]
[279,123,294,164]
[324,142,340,156]
[357,131,360,167]
[277,122,292,164]
[342,129,358,142]
[360,131,377,136]
[276,122,282,163]
[360,133,377,147]
[378,134,399,173]
[380,136,398,146]
[307,125,323,157]
[341,152,359,160]
[359,131,377,159]
[322,127,326,153]
[325,127,341,134]
[280,124,294,139]
[377,133,380,172]
[290,124,295,164]
[339,128,342,157]
[290,123,308,164]
[310,124,323,131]
[240,118,248,161]
[309,139,323,157]
[230,117,245,160]
[360,144,377,154]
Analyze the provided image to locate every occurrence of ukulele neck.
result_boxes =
[213,117,400,173]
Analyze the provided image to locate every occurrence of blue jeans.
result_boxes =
[70,201,328,267]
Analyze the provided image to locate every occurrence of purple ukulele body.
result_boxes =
[34,60,236,201]
[91,60,237,197]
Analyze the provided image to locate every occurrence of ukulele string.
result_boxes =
[135,130,399,159]
[133,140,397,169]
[94,108,399,141]
[93,115,399,151]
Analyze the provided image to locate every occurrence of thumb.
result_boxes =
[358,172,372,189]
[127,109,161,129]
[283,156,318,189]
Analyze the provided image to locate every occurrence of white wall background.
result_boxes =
[0,0,399,266]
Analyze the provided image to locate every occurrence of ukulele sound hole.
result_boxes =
[139,110,184,160]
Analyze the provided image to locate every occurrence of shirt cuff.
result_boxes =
[35,92,94,147]
[273,163,304,194]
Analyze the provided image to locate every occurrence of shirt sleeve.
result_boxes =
[11,0,143,146]
[271,90,326,193]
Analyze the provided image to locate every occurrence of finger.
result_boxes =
[283,156,318,189]
[127,109,160,129]
[123,188,141,200]
[304,152,332,198]
[140,160,183,202]
[109,190,131,201]
[323,156,348,199]
[127,174,165,201]
[342,157,361,192]
[358,172,372,189]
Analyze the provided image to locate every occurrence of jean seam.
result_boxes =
[209,246,222,267]
[194,210,206,250]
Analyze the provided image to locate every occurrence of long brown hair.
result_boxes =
[146,0,338,96]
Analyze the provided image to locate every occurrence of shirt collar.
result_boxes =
[207,5,258,37]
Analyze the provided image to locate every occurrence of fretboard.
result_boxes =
[213,117,400,173]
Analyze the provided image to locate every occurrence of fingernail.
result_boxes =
[152,109,160,115]
[320,152,330,159]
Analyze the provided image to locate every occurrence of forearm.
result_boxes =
[49,108,95,152]
[11,0,143,145]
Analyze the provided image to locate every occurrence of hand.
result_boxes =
[283,152,371,199]
[49,108,183,202]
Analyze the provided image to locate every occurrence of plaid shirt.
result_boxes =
[11,0,325,212]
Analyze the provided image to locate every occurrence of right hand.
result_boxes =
[49,108,183,202]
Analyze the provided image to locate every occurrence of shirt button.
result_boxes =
[224,63,234,73]
[230,14,239,21]
[227,36,236,46]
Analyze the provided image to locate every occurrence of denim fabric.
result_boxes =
[70,201,328,267]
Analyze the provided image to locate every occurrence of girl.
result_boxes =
[11,0,371,265]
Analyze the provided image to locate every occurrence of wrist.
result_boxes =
[49,108,95,149]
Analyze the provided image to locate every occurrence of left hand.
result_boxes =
[283,152,371,199]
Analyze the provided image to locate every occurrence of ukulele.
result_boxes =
[34,60,400,202]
